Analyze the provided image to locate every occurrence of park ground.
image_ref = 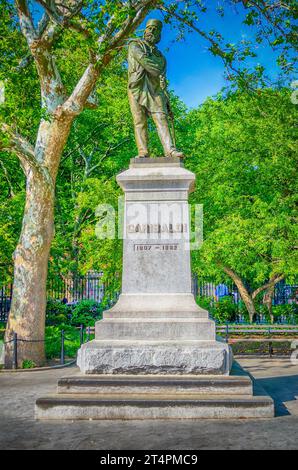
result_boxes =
[0,358,298,450]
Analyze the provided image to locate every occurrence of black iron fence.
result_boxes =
[47,273,105,304]
[1,276,297,323]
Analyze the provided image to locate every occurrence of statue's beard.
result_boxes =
[144,31,160,45]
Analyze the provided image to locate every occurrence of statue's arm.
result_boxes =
[129,43,163,77]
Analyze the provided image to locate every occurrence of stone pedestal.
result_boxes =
[77,157,232,375]
[35,158,274,420]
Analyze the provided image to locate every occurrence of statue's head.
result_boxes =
[144,19,162,45]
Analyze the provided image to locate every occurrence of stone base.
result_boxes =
[35,395,274,420]
[77,291,232,376]
[77,340,232,375]
[35,362,274,420]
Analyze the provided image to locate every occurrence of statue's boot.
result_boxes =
[168,149,185,159]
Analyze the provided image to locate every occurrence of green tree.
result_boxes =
[0,0,296,365]
[184,88,297,321]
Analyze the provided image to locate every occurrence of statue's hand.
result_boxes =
[160,75,167,90]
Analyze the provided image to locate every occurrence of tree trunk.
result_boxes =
[4,171,54,367]
[222,266,257,323]
[4,118,72,367]
[263,285,275,324]
[237,285,256,323]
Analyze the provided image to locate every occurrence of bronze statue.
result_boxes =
[128,19,184,159]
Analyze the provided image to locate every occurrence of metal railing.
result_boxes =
[2,325,87,370]
[217,324,298,357]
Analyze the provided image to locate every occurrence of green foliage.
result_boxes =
[271,304,298,323]
[45,325,79,359]
[46,299,104,328]
[212,296,238,323]
[197,295,238,323]
[196,295,214,312]
[21,359,36,369]
[45,300,72,326]
[45,324,95,359]
[184,89,297,294]
[71,300,103,327]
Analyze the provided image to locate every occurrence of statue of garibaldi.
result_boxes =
[127,19,184,159]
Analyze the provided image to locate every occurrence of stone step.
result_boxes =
[57,374,253,396]
[35,393,274,420]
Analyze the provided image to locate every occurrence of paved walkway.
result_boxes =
[0,358,298,450]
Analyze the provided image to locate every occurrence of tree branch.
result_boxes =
[159,4,257,91]
[1,123,36,165]
[221,264,257,318]
[15,1,66,113]
[0,159,16,197]
[252,273,285,300]
[0,123,53,187]
[61,0,157,117]
[15,0,38,45]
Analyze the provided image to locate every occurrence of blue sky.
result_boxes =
[140,3,281,108]
[30,1,285,109]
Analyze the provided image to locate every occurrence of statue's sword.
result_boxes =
[160,75,176,148]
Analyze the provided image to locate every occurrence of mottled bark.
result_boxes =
[4,118,71,367]
[4,171,54,367]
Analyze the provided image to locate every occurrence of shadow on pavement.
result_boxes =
[256,375,298,417]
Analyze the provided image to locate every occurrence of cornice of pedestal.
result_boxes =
[116,156,195,195]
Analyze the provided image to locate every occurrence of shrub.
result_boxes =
[71,300,103,327]
[271,304,298,324]
[45,325,81,359]
[46,299,72,326]
[212,296,238,323]
[196,296,214,312]
[22,359,36,369]
[197,295,240,323]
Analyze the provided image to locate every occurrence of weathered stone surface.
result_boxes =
[118,163,195,295]
[77,340,232,375]
[95,319,215,341]
[130,157,183,168]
